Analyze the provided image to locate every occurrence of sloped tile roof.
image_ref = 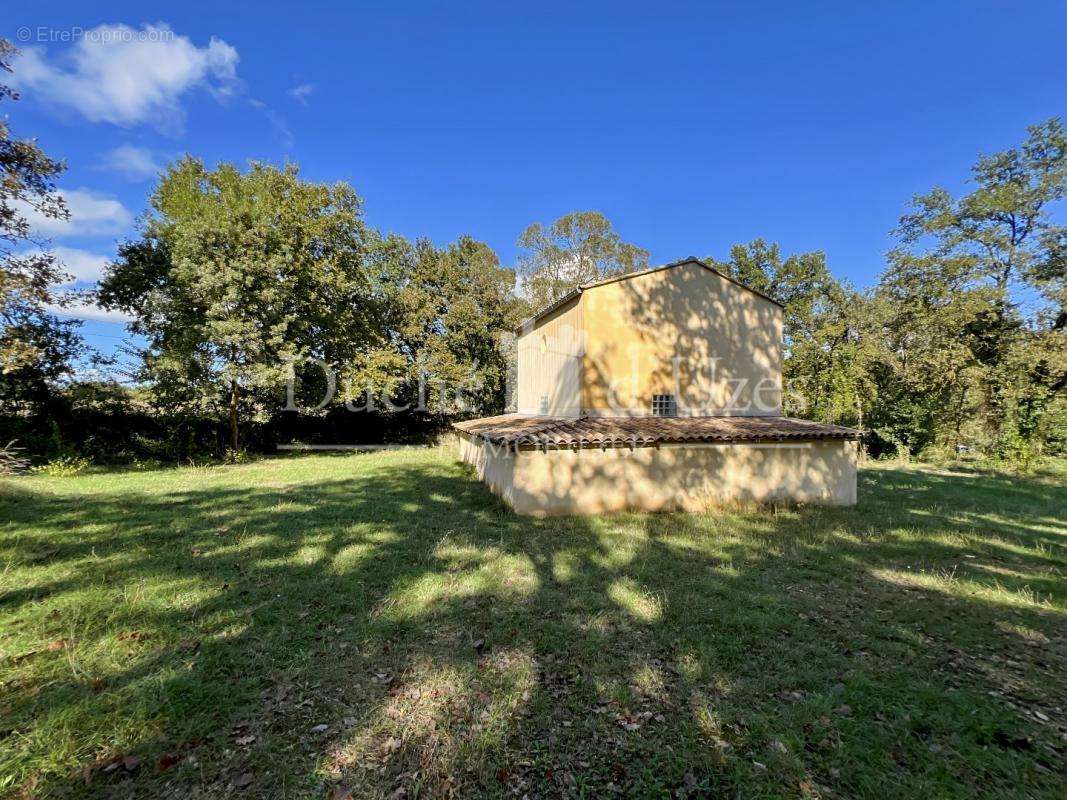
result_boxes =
[453,414,862,449]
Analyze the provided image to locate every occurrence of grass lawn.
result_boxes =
[1,449,1065,799]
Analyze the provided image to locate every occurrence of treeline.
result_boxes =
[0,35,1063,467]
[706,118,1066,463]
[3,161,525,461]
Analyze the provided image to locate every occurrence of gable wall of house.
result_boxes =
[580,262,783,416]
[515,294,584,417]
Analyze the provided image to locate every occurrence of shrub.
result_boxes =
[32,455,91,477]
[224,448,254,465]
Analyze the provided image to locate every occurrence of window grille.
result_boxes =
[538,395,549,414]
[651,394,677,416]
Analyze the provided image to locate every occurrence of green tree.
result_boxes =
[516,211,649,310]
[99,158,383,450]
[378,235,521,415]
[893,118,1066,457]
[0,38,83,418]
[863,253,992,456]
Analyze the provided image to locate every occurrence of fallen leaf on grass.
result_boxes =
[235,734,257,746]
[47,639,69,651]
[232,772,254,789]
[708,736,732,764]
[155,753,180,773]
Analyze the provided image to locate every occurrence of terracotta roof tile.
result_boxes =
[453,414,862,449]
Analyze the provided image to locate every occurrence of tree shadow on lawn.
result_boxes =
[0,458,1064,799]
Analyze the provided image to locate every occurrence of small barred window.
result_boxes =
[652,394,677,416]
[538,395,549,414]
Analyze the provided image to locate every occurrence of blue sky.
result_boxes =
[5,1,1066,371]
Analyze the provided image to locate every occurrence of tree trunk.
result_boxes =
[229,380,239,452]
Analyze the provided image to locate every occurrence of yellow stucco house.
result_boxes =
[454,257,861,515]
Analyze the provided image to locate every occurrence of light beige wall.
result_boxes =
[516,296,583,417]
[581,263,782,416]
[459,436,517,507]
[460,437,857,516]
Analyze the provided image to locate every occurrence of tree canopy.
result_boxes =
[516,210,649,310]
[99,158,520,449]
[875,118,1066,458]
[0,39,83,419]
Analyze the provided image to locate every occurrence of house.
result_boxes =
[453,257,861,516]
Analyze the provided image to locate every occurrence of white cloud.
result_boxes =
[51,247,111,285]
[15,246,110,289]
[100,145,163,181]
[13,23,239,130]
[287,83,314,104]
[16,188,133,237]
[46,300,134,324]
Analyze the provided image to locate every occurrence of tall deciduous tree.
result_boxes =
[377,235,521,414]
[99,158,382,450]
[516,211,649,310]
[101,159,520,447]
[863,253,993,455]
[887,117,1066,457]
[0,38,82,416]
